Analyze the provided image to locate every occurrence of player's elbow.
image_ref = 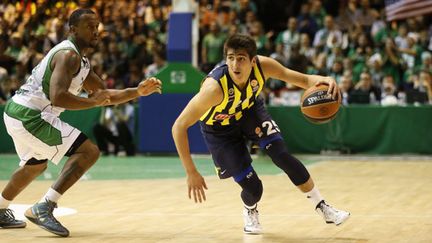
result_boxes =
[50,94,62,107]
[172,118,188,137]
[172,119,181,136]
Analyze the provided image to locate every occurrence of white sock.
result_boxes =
[244,203,257,210]
[40,188,62,203]
[0,194,11,209]
[305,186,324,208]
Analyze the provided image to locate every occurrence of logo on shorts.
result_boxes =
[255,127,263,137]
[246,171,253,179]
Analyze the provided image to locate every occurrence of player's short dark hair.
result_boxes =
[224,34,257,60]
[68,8,95,27]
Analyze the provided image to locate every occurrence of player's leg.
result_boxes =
[0,158,47,228]
[25,134,99,237]
[263,139,349,225]
[200,122,263,234]
[1,113,49,228]
[242,100,350,226]
[233,166,263,234]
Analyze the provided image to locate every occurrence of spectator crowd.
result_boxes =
[1,0,432,108]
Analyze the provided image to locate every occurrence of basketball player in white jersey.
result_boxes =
[0,9,161,237]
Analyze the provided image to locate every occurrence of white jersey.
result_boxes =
[3,38,89,165]
[12,38,90,116]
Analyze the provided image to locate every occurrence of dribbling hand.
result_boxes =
[315,77,340,100]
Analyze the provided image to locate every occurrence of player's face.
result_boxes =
[75,14,100,48]
[226,48,255,83]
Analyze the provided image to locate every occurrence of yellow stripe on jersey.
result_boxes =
[200,59,266,126]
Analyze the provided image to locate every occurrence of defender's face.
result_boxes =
[75,14,100,48]
[226,48,255,83]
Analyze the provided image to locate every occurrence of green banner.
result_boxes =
[1,105,432,154]
[155,62,205,94]
[269,105,432,154]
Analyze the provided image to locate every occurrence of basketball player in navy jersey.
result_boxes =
[172,34,349,234]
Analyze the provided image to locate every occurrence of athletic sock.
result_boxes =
[0,194,11,209]
[305,186,324,208]
[40,188,62,203]
[244,203,257,210]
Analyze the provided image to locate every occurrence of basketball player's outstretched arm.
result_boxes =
[83,70,162,106]
[259,55,340,99]
[50,50,111,110]
[172,78,223,203]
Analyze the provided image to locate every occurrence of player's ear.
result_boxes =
[69,25,76,34]
[251,56,257,65]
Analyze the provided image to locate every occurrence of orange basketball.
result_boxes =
[300,83,341,124]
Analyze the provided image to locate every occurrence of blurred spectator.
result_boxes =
[0,75,19,104]
[43,19,66,53]
[287,44,308,74]
[368,53,385,87]
[93,102,136,156]
[381,37,403,88]
[249,20,271,56]
[351,71,381,104]
[336,0,356,32]
[329,58,343,84]
[339,72,354,106]
[299,33,316,63]
[297,2,319,39]
[353,0,377,31]
[380,75,400,106]
[348,33,373,82]
[270,42,288,67]
[420,51,432,73]
[144,48,167,78]
[406,69,432,104]
[275,17,300,59]
[309,0,327,29]
[0,67,8,104]
[201,22,227,73]
[313,15,342,52]
[395,24,409,49]
[233,0,257,24]
[5,32,28,71]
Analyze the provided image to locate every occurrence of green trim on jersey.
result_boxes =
[5,100,62,146]
[67,36,82,55]
[42,47,79,100]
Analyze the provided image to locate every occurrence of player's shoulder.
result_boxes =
[207,64,228,81]
[52,49,81,70]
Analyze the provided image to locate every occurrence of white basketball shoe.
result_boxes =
[243,207,262,234]
[316,200,350,226]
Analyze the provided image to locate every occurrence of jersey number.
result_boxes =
[262,120,280,135]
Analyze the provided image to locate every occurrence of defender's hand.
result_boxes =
[137,77,162,96]
[187,170,208,203]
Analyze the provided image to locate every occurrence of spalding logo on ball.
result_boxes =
[300,83,341,124]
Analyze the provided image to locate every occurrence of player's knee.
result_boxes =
[80,142,100,165]
[236,167,263,205]
[24,159,48,174]
[264,139,310,185]
[87,143,100,163]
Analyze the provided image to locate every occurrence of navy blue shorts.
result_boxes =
[200,99,282,179]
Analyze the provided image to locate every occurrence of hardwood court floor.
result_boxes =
[0,157,431,243]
